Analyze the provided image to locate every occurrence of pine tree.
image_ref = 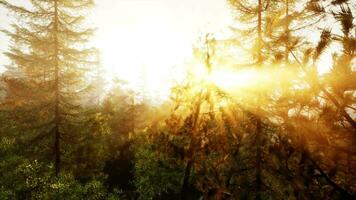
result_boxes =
[309,0,356,132]
[227,1,277,198]
[0,0,98,176]
[298,0,355,197]
[226,1,334,199]
[270,0,356,198]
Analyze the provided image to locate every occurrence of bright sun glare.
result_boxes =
[193,66,291,94]
[0,0,334,101]
[90,0,233,100]
[210,69,260,90]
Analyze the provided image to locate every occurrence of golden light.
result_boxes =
[89,0,233,100]
[0,0,333,102]
[185,64,298,97]
[210,68,261,90]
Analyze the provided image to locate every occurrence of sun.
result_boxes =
[94,27,189,99]
[89,0,233,101]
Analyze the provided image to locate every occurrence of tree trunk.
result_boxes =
[54,0,60,177]
[257,0,262,65]
[181,159,193,200]
[256,1,263,200]
[255,117,262,200]
[181,38,212,200]
[181,100,201,200]
[285,0,289,63]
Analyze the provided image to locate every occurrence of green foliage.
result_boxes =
[133,130,185,199]
[0,159,119,200]
[0,0,99,176]
[0,0,355,199]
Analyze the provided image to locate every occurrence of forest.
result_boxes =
[0,0,355,199]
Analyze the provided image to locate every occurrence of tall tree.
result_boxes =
[227,1,274,198]
[267,0,356,198]
[0,0,98,176]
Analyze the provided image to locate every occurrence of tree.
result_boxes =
[288,0,355,197]
[265,0,356,198]
[0,0,98,176]
[227,1,278,198]
[101,80,152,194]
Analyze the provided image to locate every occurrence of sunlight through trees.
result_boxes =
[0,0,355,199]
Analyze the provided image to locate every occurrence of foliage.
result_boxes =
[0,0,355,199]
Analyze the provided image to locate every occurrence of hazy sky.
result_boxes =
[0,0,336,100]
[91,0,232,95]
[0,0,233,99]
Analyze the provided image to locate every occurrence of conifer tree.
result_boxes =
[227,1,277,198]
[268,0,356,198]
[226,1,328,198]
[291,0,355,197]
[0,0,98,176]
